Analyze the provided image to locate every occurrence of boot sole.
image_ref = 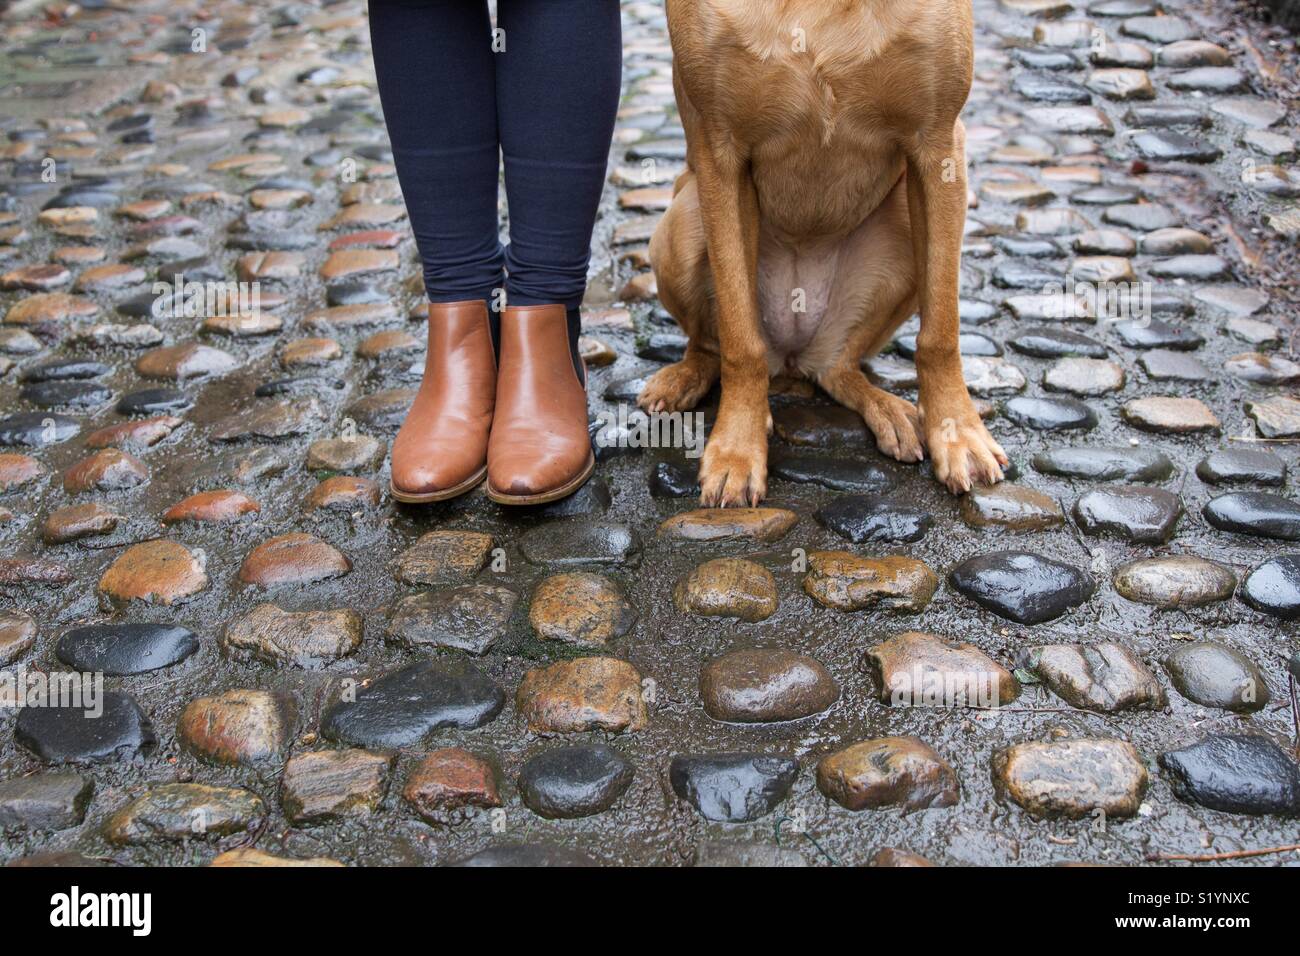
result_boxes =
[390,466,487,504]
[486,453,596,506]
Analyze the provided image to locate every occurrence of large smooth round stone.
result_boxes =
[1195,448,1285,487]
[21,381,111,409]
[699,648,838,722]
[1020,642,1166,713]
[240,533,350,586]
[15,692,157,764]
[386,585,517,655]
[768,452,893,492]
[815,737,959,812]
[1159,735,1300,815]
[771,405,869,446]
[320,661,504,748]
[97,539,208,607]
[104,783,265,846]
[1114,317,1203,350]
[0,412,79,447]
[949,551,1094,624]
[0,772,93,829]
[868,631,1020,707]
[669,753,799,822]
[1122,396,1219,434]
[515,657,647,734]
[1203,492,1300,541]
[55,623,198,675]
[959,483,1064,530]
[802,551,939,613]
[1032,446,1174,482]
[1165,642,1269,713]
[117,387,191,416]
[1009,327,1107,359]
[517,745,634,819]
[531,572,638,642]
[1003,396,1098,431]
[1113,556,1236,608]
[1239,555,1300,620]
[994,738,1148,819]
[815,494,931,543]
[1072,486,1183,543]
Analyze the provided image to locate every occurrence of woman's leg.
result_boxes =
[495,0,623,357]
[485,0,622,505]
[368,0,503,306]
[368,0,502,501]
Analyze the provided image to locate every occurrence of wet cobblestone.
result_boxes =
[0,0,1298,866]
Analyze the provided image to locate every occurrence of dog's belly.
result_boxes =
[754,161,910,373]
[750,135,907,371]
[757,233,838,368]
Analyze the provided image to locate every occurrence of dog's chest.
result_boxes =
[743,51,908,238]
[754,41,888,135]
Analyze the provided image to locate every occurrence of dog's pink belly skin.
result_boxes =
[756,232,838,367]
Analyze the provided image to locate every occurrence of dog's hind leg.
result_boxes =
[815,299,925,463]
[639,348,720,413]
[638,173,722,413]
[799,177,923,462]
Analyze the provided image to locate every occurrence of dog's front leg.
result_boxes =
[693,137,770,507]
[906,122,1008,494]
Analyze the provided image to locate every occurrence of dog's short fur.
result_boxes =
[639,0,1008,505]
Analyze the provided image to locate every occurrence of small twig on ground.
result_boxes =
[774,816,840,867]
[1228,436,1300,444]
[134,670,192,694]
[1146,843,1300,863]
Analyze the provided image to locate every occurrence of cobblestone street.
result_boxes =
[0,0,1299,866]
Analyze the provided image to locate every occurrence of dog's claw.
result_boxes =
[699,448,767,509]
[696,400,769,508]
[925,410,1006,496]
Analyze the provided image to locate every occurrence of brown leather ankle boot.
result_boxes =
[486,304,594,505]
[389,300,496,503]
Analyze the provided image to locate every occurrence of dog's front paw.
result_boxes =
[700,443,768,507]
[698,415,768,508]
[923,408,1008,494]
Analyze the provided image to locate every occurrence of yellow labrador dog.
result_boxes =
[638,0,1008,506]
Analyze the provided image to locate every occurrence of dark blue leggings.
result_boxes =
[368,0,622,317]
